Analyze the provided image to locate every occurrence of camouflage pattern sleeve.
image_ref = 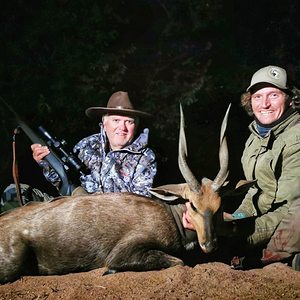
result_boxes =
[37,160,61,189]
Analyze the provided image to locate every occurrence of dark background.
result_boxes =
[1,0,300,198]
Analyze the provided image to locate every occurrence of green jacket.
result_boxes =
[234,111,300,246]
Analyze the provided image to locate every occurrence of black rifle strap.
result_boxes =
[12,126,24,207]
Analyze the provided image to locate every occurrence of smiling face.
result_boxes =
[103,114,137,150]
[251,87,292,124]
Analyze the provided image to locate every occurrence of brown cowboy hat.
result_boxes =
[85,91,151,118]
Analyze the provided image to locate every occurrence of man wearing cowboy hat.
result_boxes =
[29,91,157,198]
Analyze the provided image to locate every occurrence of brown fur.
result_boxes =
[0,193,189,284]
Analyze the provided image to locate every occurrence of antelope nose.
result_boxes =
[200,238,218,253]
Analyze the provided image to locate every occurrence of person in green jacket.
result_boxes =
[230,65,300,270]
[183,65,300,270]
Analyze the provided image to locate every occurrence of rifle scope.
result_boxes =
[38,126,88,174]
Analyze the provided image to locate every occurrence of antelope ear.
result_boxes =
[149,183,189,201]
[219,179,257,197]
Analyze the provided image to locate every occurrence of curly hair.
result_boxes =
[240,86,300,116]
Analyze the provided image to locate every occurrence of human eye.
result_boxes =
[112,118,120,123]
[126,119,135,125]
[252,94,261,100]
[267,92,280,99]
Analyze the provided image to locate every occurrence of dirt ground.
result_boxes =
[1,262,300,300]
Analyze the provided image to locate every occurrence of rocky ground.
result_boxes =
[1,262,300,299]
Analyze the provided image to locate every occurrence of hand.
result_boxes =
[223,212,237,221]
[31,143,50,162]
[182,202,196,230]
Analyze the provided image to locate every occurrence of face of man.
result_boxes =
[251,87,291,124]
[102,115,137,150]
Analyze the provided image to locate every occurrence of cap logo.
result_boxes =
[268,68,281,80]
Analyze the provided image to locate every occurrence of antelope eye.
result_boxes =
[190,202,197,212]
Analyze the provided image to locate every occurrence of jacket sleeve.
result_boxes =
[130,148,157,197]
[37,160,62,189]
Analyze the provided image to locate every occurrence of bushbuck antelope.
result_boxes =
[0,105,254,284]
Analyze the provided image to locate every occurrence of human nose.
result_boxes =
[119,121,127,131]
[261,95,271,108]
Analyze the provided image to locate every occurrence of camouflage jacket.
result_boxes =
[39,124,157,197]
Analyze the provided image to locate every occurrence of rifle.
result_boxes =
[1,98,88,197]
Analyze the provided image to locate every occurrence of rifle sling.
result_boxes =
[12,127,25,206]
